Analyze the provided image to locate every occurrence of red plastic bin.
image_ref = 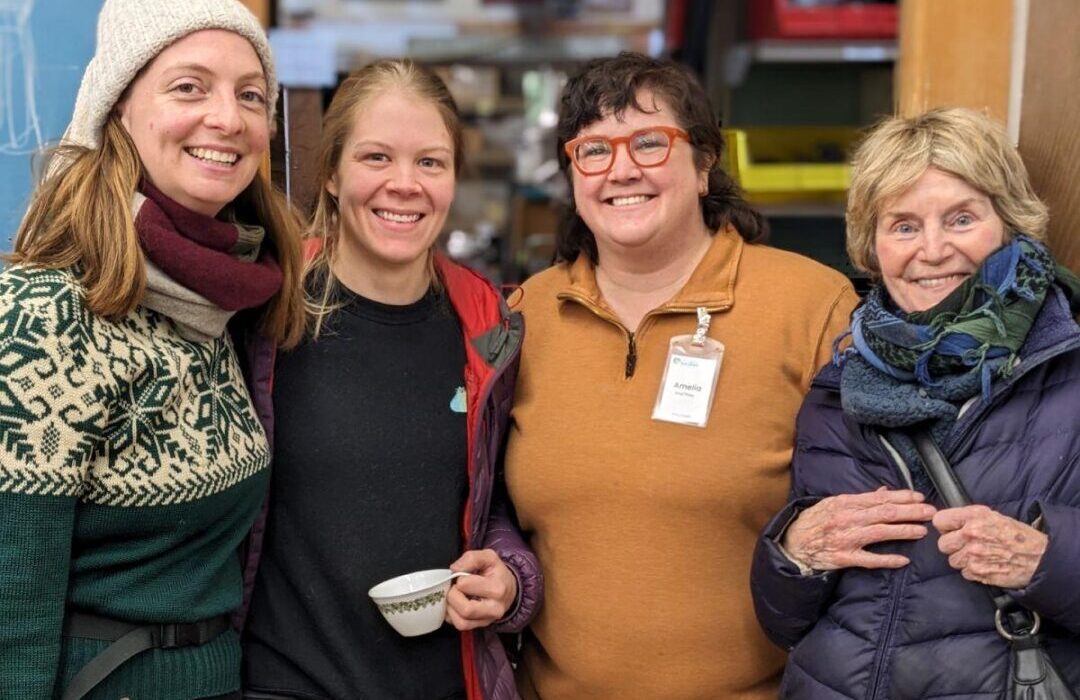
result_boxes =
[748,0,898,40]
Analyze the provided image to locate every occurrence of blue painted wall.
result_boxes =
[1,0,104,248]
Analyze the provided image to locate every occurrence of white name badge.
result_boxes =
[651,334,725,428]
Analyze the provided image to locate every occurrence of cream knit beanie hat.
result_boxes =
[64,0,278,151]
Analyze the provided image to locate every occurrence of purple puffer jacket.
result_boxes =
[234,256,543,700]
[751,287,1080,699]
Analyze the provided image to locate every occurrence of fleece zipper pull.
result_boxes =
[625,333,637,378]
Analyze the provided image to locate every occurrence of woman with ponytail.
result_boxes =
[503,52,858,698]
[240,59,540,700]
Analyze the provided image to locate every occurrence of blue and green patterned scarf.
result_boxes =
[839,234,1080,492]
[849,234,1072,399]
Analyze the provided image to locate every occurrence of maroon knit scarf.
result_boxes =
[135,181,282,311]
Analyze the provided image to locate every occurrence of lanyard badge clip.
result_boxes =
[651,307,725,428]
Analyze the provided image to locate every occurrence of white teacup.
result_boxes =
[368,568,470,637]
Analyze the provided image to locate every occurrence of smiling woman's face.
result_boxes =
[570,90,708,261]
[117,30,269,217]
[327,88,455,279]
[874,168,1006,313]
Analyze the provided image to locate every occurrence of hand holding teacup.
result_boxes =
[368,549,518,637]
[445,549,518,631]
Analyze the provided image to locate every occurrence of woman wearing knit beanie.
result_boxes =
[0,1,304,698]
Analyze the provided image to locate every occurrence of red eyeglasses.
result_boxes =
[564,126,690,176]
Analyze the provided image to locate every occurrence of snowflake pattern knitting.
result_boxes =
[0,266,269,506]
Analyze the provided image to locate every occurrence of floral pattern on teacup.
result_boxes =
[377,589,446,616]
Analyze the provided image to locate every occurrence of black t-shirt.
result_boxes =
[243,283,468,700]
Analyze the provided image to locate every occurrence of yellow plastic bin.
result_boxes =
[722,127,860,205]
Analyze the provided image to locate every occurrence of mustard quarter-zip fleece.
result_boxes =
[506,228,858,699]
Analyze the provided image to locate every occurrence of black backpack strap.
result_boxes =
[60,612,230,700]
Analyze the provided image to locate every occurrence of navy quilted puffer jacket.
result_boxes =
[751,287,1080,699]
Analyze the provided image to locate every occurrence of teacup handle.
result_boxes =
[448,571,472,582]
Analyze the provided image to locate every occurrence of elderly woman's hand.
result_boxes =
[445,549,518,631]
[782,487,937,571]
[934,506,1048,588]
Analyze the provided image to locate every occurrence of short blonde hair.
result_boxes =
[846,108,1048,277]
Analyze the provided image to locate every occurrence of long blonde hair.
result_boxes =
[304,59,464,338]
[7,114,306,348]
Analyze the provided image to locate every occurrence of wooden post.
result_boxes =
[235,0,322,214]
[238,0,271,26]
[895,0,1013,122]
[271,89,325,217]
[1018,0,1080,272]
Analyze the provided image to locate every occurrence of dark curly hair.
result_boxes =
[556,52,767,264]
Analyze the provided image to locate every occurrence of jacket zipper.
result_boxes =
[625,333,637,378]
[864,432,911,700]
[464,319,524,548]
[867,567,907,700]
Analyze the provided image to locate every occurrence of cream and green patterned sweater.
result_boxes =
[0,266,271,699]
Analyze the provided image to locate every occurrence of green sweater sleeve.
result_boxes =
[0,268,102,696]
[0,494,77,696]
